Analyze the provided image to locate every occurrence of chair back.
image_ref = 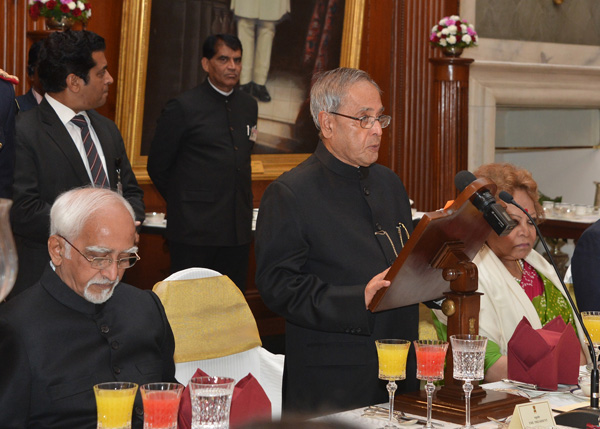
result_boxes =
[153,269,284,419]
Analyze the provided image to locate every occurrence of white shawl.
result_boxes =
[436,244,589,361]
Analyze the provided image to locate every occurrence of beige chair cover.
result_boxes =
[153,275,262,362]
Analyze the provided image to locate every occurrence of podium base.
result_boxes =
[554,407,600,428]
[396,388,528,425]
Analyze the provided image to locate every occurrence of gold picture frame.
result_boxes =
[116,0,364,184]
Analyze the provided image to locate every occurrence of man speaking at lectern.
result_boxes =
[255,68,419,414]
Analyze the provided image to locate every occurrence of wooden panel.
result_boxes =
[359,0,459,212]
[2,1,122,121]
[430,58,473,209]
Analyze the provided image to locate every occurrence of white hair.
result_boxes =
[309,67,381,131]
[50,187,135,240]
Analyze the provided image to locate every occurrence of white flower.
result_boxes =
[437,31,443,39]
[85,9,91,17]
[450,15,460,21]
[441,28,450,35]
[447,25,457,34]
[29,0,36,5]
[439,39,447,47]
[462,34,472,44]
[40,0,48,4]
[461,24,467,33]
[447,35,457,45]
[68,1,76,9]
[77,0,85,9]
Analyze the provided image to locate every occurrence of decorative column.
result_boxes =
[430,57,473,210]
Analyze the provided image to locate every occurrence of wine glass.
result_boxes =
[582,311,600,369]
[450,335,487,429]
[414,340,448,429]
[375,339,411,428]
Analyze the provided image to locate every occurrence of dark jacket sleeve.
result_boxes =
[148,290,176,382]
[0,80,16,199]
[147,99,187,200]
[113,130,145,222]
[255,180,371,334]
[0,318,32,428]
[572,222,600,312]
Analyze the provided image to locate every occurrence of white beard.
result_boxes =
[83,276,119,304]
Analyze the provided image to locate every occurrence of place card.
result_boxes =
[508,401,556,429]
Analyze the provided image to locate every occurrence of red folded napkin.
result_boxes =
[178,369,271,429]
[507,316,580,390]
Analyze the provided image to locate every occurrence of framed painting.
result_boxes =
[115,0,365,183]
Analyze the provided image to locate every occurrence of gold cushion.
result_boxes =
[153,276,262,362]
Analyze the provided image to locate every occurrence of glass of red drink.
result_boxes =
[140,382,183,429]
[414,340,448,429]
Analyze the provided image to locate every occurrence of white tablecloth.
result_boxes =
[313,378,590,428]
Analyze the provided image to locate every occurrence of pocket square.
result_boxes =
[178,368,271,429]
[507,316,580,390]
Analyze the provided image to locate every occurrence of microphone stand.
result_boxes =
[499,191,600,427]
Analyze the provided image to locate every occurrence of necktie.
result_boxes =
[71,115,108,188]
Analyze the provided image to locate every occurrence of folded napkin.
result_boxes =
[507,316,580,390]
[178,369,271,429]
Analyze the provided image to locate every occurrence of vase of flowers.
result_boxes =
[28,0,92,30]
[430,15,478,57]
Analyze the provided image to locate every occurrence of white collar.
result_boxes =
[207,78,234,96]
[45,94,90,126]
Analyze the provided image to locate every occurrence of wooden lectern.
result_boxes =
[368,178,527,424]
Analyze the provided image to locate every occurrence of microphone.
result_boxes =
[499,190,600,426]
[454,171,516,237]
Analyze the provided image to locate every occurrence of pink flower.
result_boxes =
[60,0,72,4]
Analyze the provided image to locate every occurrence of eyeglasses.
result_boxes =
[58,235,140,270]
[329,112,392,129]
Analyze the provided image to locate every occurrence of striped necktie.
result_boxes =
[71,115,108,188]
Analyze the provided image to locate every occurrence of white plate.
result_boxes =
[570,387,590,399]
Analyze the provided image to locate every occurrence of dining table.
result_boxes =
[313,370,591,428]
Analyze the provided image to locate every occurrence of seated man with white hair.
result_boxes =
[0,187,175,429]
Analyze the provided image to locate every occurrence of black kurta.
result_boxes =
[0,266,176,429]
[255,142,419,414]
[147,80,258,247]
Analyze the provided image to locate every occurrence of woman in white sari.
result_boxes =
[434,163,588,382]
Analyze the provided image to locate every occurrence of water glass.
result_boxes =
[189,376,235,429]
[140,383,183,429]
[94,382,138,429]
[450,335,487,429]
[542,201,554,217]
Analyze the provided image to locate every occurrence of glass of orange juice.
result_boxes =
[375,339,411,428]
[582,311,600,369]
[94,382,138,429]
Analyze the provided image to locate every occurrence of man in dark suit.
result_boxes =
[255,68,419,414]
[10,30,144,298]
[148,34,257,292]
[571,219,600,311]
[0,69,18,198]
[0,187,175,429]
[16,39,45,113]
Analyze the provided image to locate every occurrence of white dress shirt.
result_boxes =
[45,94,110,186]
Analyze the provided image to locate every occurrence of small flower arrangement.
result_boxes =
[28,0,92,23]
[430,15,478,49]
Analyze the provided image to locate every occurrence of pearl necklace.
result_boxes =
[513,259,524,283]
